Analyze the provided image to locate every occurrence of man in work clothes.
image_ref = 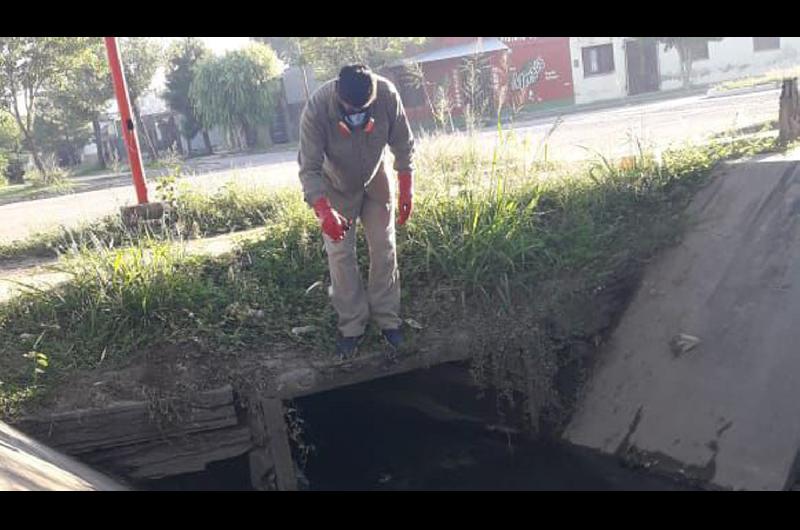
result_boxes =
[297,64,415,358]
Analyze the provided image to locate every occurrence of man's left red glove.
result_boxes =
[397,171,413,226]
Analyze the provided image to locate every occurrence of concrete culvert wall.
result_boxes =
[567,150,800,491]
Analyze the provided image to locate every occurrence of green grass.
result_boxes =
[0,179,75,206]
[0,178,281,262]
[714,66,800,92]
[69,164,112,178]
[0,128,785,422]
[0,183,52,203]
[0,163,123,207]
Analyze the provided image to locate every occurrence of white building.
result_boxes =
[659,37,800,90]
[278,65,321,142]
[569,37,630,105]
[570,37,800,106]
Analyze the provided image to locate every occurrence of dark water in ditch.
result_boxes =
[147,366,691,491]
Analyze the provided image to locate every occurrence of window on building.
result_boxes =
[753,37,781,52]
[582,44,615,76]
[689,40,710,60]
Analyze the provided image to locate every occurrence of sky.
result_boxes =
[198,37,252,54]
[162,37,252,55]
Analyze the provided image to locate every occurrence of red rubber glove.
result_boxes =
[397,171,413,226]
[313,197,350,242]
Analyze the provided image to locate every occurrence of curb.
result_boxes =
[705,83,781,99]
[499,88,709,126]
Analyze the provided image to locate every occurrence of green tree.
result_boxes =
[657,37,725,89]
[253,37,313,100]
[119,37,165,160]
[0,109,20,152]
[32,94,92,168]
[254,37,428,81]
[190,42,283,150]
[52,38,114,168]
[0,108,23,183]
[23,38,114,173]
[0,37,93,177]
[164,37,213,156]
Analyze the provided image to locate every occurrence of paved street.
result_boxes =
[0,88,780,245]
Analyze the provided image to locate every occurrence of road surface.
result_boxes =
[0,89,780,245]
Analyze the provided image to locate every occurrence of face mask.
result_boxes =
[344,111,368,128]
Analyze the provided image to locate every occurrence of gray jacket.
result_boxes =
[297,75,415,218]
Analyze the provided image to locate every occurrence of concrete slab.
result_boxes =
[565,150,800,490]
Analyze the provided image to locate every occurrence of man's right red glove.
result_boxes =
[313,197,350,242]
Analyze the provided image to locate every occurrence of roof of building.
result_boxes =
[390,37,509,67]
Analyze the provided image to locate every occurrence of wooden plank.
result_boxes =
[262,398,297,491]
[273,341,473,400]
[248,448,276,491]
[81,426,253,480]
[245,396,297,491]
[13,386,237,455]
[245,395,274,491]
[7,329,473,487]
[779,78,800,144]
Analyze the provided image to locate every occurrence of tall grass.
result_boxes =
[0,128,783,421]
[0,180,282,261]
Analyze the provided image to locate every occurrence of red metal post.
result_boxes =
[104,37,149,204]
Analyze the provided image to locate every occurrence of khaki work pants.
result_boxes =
[323,182,402,338]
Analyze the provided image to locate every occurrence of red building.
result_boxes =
[500,37,575,110]
[384,37,575,126]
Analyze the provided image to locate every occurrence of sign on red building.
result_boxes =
[385,37,575,125]
[499,37,575,109]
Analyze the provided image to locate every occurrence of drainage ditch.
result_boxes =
[143,363,692,491]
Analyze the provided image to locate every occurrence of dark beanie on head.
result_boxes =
[337,64,377,109]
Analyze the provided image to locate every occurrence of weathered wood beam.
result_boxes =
[246,396,297,491]
[80,426,253,480]
[13,386,237,455]
[9,335,474,486]
[262,398,297,491]
[271,334,473,399]
[779,77,800,144]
